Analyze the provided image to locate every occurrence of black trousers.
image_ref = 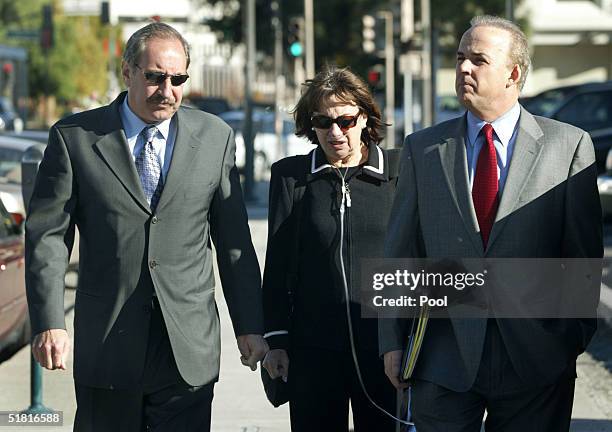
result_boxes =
[74,297,215,432]
[411,320,576,432]
[289,347,397,432]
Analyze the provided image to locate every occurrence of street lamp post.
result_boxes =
[304,0,315,79]
[243,0,256,202]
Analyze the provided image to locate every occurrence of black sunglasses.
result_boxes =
[134,64,189,86]
[311,113,361,132]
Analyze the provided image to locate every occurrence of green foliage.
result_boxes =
[309,0,526,73]
[200,0,523,84]
[0,0,19,24]
[431,0,528,53]
[0,0,117,104]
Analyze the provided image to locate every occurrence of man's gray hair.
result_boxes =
[470,15,530,91]
[122,22,190,69]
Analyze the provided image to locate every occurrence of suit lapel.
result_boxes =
[154,109,203,211]
[438,116,484,255]
[487,108,544,250]
[93,94,151,213]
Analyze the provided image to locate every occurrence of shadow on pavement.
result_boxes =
[571,419,612,430]
[245,181,269,221]
[587,320,612,373]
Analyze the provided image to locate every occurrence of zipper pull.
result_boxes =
[340,182,346,213]
[345,183,351,208]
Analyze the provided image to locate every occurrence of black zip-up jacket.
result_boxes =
[263,144,400,352]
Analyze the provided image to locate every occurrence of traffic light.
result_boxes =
[0,62,13,94]
[367,65,384,90]
[100,1,110,25]
[362,14,384,55]
[288,17,304,57]
[40,4,54,51]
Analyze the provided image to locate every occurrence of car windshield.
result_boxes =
[0,148,23,184]
[0,98,13,114]
[522,87,578,117]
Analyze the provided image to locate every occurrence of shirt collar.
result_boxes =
[309,142,388,181]
[120,95,172,141]
[466,102,520,148]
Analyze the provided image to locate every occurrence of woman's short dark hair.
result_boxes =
[293,66,387,145]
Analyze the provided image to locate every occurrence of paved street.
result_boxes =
[1,190,612,431]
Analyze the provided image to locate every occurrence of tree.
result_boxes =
[201,0,523,82]
[0,0,116,114]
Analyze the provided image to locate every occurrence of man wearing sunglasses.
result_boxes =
[26,22,267,431]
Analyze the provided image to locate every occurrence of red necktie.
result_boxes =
[472,123,498,248]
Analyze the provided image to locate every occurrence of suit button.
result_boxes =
[152,216,158,224]
[150,260,158,269]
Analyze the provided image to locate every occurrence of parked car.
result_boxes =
[185,96,231,116]
[0,194,28,362]
[520,84,584,117]
[394,96,465,145]
[597,147,612,217]
[220,110,314,180]
[436,95,465,124]
[0,135,42,219]
[0,97,24,133]
[527,81,612,173]
[1,129,48,144]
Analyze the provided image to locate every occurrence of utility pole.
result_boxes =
[288,17,306,101]
[379,11,395,149]
[420,0,432,128]
[401,0,414,138]
[272,1,285,159]
[506,0,515,20]
[304,0,315,79]
[243,0,256,201]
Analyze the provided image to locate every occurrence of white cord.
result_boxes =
[336,169,413,427]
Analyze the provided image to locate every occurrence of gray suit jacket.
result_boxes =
[380,107,603,391]
[25,92,263,389]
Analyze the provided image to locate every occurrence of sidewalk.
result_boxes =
[1,197,612,430]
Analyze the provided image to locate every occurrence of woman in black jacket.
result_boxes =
[262,66,399,432]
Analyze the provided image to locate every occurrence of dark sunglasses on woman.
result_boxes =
[135,64,190,86]
[311,113,361,132]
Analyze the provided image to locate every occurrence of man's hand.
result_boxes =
[262,349,289,382]
[237,334,269,371]
[384,350,409,390]
[31,329,71,370]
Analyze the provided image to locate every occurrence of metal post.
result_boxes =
[294,56,305,102]
[272,1,285,159]
[24,359,53,414]
[431,26,439,125]
[304,0,315,79]
[506,0,515,21]
[243,0,256,201]
[379,11,395,149]
[21,144,53,415]
[420,0,432,127]
[403,61,413,138]
[401,0,414,140]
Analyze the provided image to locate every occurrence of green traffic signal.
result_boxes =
[289,41,303,57]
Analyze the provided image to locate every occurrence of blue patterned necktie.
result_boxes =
[135,125,163,210]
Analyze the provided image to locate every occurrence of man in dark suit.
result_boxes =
[380,15,603,431]
[25,22,268,431]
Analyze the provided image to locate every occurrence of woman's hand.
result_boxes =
[262,349,290,382]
